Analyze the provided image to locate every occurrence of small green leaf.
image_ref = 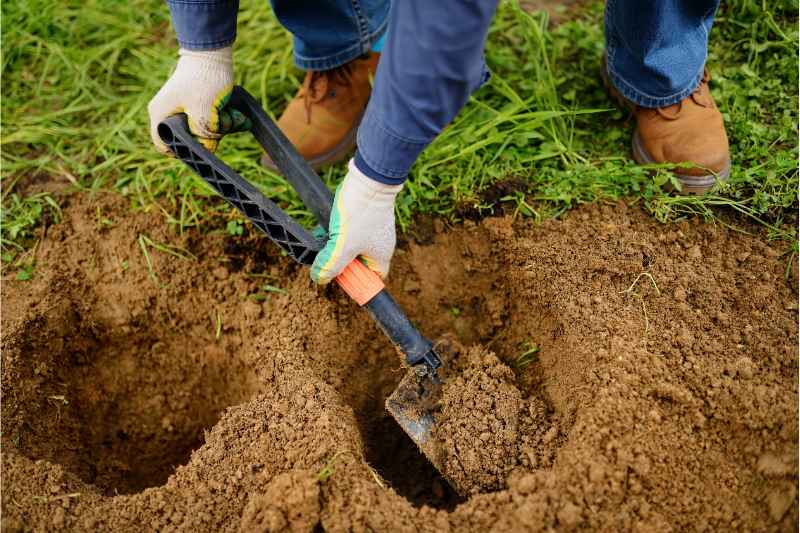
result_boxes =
[261,284,287,294]
[16,266,34,281]
[226,220,244,236]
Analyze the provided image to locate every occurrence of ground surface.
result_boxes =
[1,0,797,530]
[2,192,797,532]
[2,0,797,263]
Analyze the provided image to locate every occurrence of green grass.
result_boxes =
[0,191,60,257]
[1,0,797,263]
[514,341,541,369]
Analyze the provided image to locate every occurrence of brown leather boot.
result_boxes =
[603,66,731,194]
[261,53,379,172]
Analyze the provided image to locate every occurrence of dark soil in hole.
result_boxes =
[1,270,258,497]
[2,192,797,532]
[359,406,464,510]
[1,193,261,496]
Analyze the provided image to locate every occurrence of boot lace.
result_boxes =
[298,63,355,123]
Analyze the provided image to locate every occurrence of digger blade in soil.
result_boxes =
[385,343,465,494]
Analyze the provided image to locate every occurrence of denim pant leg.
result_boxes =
[270,0,389,71]
[355,0,499,184]
[605,0,719,108]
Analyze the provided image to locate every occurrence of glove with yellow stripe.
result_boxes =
[311,159,402,284]
[148,46,249,154]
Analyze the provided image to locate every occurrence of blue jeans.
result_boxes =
[355,0,498,185]
[355,0,720,184]
[605,0,719,108]
[167,0,388,70]
[166,0,720,182]
[270,0,388,70]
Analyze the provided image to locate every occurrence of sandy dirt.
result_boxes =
[1,192,797,532]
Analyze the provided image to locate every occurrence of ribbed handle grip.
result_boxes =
[157,115,322,265]
[335,260,385,306]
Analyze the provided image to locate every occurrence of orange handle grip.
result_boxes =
[335,259,385,306]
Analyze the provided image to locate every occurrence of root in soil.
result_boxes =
[2,193,797,531]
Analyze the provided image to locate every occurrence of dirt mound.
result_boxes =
[239,468,321,532]
[2,193,797,531]
[433,346,556,495]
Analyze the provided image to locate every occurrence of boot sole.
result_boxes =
[632,130,730,195]
[601,59,731,195]
[260,113,362,173]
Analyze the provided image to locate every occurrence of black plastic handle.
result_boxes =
[365,291,441,380]
[158,114,322,265]
[228,86,334,228]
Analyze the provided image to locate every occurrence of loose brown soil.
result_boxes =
[2,192,797,532]
[432,345,556,496]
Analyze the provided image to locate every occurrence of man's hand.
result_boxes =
[311,160,402,284]
[148,47,249,154]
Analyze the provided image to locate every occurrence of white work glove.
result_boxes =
[311,159,402,284]
[148,46,249,154]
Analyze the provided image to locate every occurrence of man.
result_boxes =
[149,0,729,286]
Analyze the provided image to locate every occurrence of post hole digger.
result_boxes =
[158,86,464,493]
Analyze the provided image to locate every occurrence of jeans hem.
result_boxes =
[354,150,405,185]
[178,36,237,51]
[293,17,388,71]
[606,60,705,108]
[356,112,428,181]
[604,0,708,109]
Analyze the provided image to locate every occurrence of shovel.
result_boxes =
[158,86,461,492]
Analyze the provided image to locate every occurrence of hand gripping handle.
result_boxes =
[225,87,388,304]
[157,113,384,300]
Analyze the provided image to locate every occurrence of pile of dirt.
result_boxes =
[433,346,555,495]
[2,192,797,531]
